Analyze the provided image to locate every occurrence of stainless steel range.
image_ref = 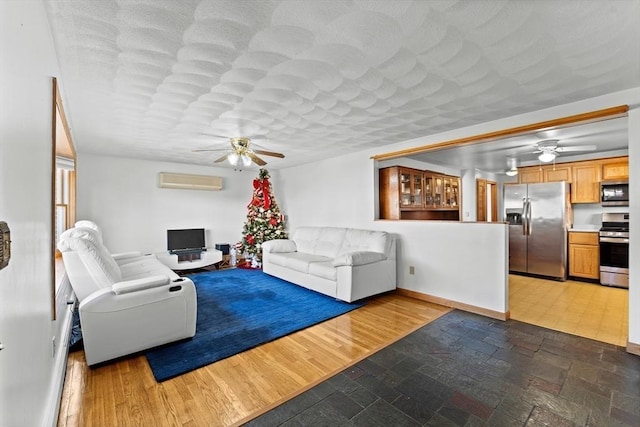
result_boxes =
[600,212,629,288]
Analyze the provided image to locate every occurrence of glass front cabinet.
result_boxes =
[399,169,424,208]
[379,166,461,221]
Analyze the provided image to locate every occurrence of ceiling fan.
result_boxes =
[533,139,597,163]
[193,137,285,167]
[504,157,519,176]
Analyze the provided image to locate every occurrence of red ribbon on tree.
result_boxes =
[262,178,271,210]
[252,178,271,210]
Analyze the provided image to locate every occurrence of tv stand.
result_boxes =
[157,248,222,271]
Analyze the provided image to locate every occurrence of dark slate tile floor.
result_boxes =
[245,310,640,427]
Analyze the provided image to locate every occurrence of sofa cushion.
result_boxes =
[313,227,347,258]
[119,256,179,281]
[292,227,346,258]
[338,229,390,257]
[291,227,323,254]
[262,239,296,253]
[283,252,331,274]
[267,252,291,268]
[308,261,337,281]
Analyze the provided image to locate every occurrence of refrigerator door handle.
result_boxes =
[522,197,527,236]
[526,199,533,235]
[524,198,532,236]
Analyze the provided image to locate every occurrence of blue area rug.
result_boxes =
[145,268,364,382]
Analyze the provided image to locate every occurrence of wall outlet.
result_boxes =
[409,266,415,275]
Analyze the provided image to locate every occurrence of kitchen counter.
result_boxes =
[569,226,600,232]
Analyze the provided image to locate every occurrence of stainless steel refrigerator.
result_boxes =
[504,182,570,280]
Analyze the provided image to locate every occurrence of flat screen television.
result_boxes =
[167,228,205,253]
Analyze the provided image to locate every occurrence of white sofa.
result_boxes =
[58,224,197,366]
[261,227,396,302]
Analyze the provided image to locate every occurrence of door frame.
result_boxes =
[476,178,498,222]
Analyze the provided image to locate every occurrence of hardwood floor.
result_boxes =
[57,294,451,427]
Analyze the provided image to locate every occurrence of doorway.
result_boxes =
[476,178,497,222]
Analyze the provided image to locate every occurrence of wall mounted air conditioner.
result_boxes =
[158,172,223,191]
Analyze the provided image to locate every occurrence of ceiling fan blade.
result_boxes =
[248,152,267,166]
[213,154,228,163]
[254,149,285,158]
[198,133,230,139]
[192,148,227,152]
[555,145,597,152]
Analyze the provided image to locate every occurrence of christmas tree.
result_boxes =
[239,168,287,258]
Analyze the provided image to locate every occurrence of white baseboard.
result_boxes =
[42,277,75,427]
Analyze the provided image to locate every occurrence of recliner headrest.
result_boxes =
[75,220,103,242]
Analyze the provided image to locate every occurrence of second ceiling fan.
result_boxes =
[532,139,597,163]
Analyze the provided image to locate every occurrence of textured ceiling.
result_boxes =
[44,0,640,169]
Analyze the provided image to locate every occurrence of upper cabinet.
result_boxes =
[518,168,543,184]
[516,156,627,203]
[571,161,601,203]
[544,165,572,183]
[601,159,629,181]
[398,168,424,209]
[379,166,460,220]
[518,165,571,184]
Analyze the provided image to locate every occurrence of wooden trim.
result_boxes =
[476,178,487,222]
[371,105,629,161]
[55,82,76,159]
[396,288,510,321]
[68,170,76,226]
[627,341,640,356]
[490,180,498,221]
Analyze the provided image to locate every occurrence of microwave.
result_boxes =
[601,181,629,206]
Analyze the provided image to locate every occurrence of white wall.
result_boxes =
[279,88,640,342]
[0,1,69,426]
[279,150,509,314]
[77,154,274,254]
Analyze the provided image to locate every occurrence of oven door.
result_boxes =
[599,237,629,288]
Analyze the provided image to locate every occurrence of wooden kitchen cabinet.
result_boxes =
[571,161,601,203]
[517,156,628,204]
[568,232,600,280]
[518,167,543,184]
[379,166,460,220]
[519,165,571,184]
[544,165,572,183]
[601,158,629,181]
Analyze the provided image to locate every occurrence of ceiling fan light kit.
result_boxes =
[538,151,557,163]
[227,152,239,166]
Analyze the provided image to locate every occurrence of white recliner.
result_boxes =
[58,224,197,366]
